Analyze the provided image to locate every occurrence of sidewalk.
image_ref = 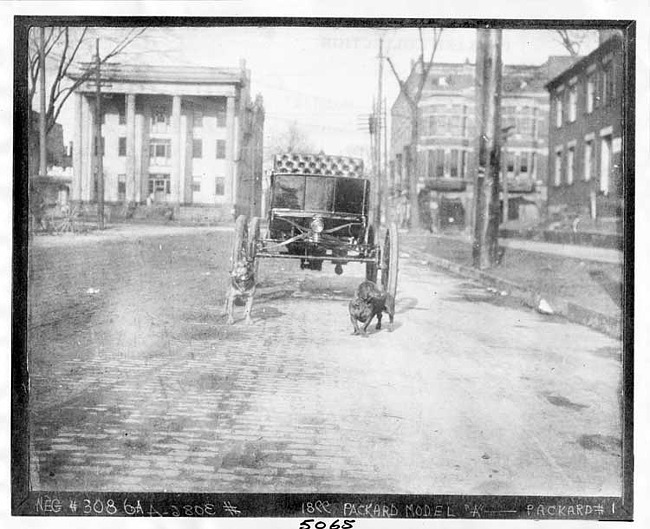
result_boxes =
[401,231,624,338]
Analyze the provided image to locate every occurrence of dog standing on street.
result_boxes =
[224,257,256,325]
[348,280,394,335]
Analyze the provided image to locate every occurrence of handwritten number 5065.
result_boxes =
[299,520,355,529]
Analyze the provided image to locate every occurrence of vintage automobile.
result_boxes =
[230,152,398,307]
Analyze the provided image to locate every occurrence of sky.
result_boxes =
[35,24,601,165]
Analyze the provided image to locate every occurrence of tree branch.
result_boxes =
[386,56,415,108]
[555,29,580,56]
[414,28,443,104]
[44,27,146,134]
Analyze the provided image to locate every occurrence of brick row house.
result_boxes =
[389,57,574,230]
[69,62,264,220]
[545,34,624,220]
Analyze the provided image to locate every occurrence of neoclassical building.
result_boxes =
[70,62,264,218]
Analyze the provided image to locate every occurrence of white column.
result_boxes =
[171,95,182,204]
[226,96,236,208]
[126,94,136,203]
[72,92,83,201]
[82,95,93,202]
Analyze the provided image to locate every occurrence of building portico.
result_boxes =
[70,63,264,220]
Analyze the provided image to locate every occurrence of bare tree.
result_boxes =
[554,29,587,57]
[266,121,316,165]
[386,28,443,230]
[28,27,147,136]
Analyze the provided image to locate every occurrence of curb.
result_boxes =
[405,247,621,339]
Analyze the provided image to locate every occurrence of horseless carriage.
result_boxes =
[230,152,398,309]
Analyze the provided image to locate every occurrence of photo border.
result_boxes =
[11,15,635,521]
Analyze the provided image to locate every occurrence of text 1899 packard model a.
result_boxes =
[230,151,398,309]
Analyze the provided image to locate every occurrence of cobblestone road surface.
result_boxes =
[27,227,623,495]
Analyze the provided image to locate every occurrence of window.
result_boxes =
[567,146,575,184]
[216,139,226,159]
[602,61,614,104]
[502,105,517,131]
[192,139,203,158]
[153,108,168,124]
[434,149,445,177]
[118,108,126,125]
[192,178,201,192]
[427,150,435,178]
[148,174,171,196]
[554,149,563,186]
[427,116,435,136]
[151,107,170,132]
[118,174,126,201]
[568,84,577,122]
[555,94,563,128]
[519,152,529,175]
[461,151,468,178]
[449,115,462,136]
[149,139,171,165]
[118,137,127,157]
[216,101,227,128]
[215,176,225,196]
[584,140,594,181]
[518,117,534,135]
[94,136,105,156]
[586,73,595,113]
[450,149,460,178]
[506,152,515,175]
[193,110,203,128]
[531,152,537,179]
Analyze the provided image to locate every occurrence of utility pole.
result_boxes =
[472,28,503,269]
[383,96,388,226]
[94,38,105,229]
[375,37,384,228]
[369,101,377,225]
[38,27,47,178]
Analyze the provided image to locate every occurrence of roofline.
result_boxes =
[545,34,623,91]
[68,64,245,85]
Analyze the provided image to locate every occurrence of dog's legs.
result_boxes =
[375,312,383,330]
[386,294,395,331]
[350,314,361,335]
[244,287,255,325]
[362,314,375,333]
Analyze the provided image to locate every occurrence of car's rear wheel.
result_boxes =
[381,222,399,313]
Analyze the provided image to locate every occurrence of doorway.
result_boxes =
[148,174,170,203]
[600,135,612,195]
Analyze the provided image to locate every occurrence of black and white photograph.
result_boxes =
[8,3,643,526]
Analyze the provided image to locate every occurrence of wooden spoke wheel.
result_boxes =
[365,224,378,283]
[380,222,399,312]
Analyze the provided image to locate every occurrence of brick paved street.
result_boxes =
[27,226,623,495]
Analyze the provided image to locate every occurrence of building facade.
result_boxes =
[70,62,264,219]
[545,35,624,219]
[389,57,576,229]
